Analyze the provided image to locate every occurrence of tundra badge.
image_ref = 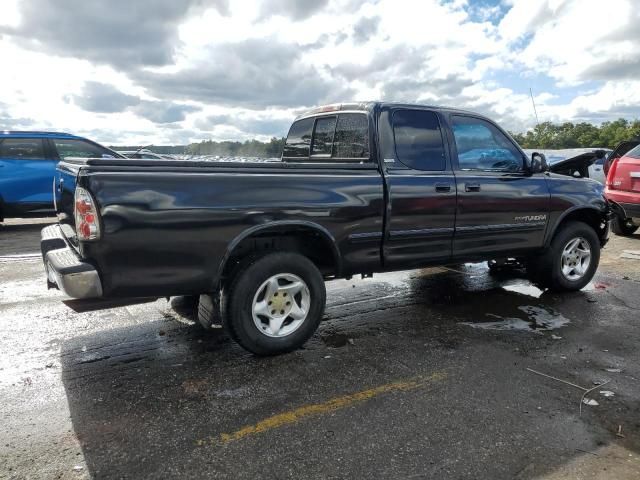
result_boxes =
[514,214,547,222]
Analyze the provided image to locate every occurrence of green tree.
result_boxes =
[510,118,640,149]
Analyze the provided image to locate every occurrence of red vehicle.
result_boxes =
[605,140,640,236]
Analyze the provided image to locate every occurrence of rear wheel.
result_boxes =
[611,215,638,236]
[527,221,600,292]
[225,252,326,355]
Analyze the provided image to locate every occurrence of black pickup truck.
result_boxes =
[41,102,609,355]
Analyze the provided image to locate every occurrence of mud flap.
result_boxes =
[198,293,223,330]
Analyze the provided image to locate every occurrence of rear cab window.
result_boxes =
[283,113,370,162]
[0,138,45,160]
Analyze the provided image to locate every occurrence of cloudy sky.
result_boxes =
[0,0,639,145]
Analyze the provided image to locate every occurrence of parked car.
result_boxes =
[605,140,640,236]
[119,149,176,160]
[41,103,610,355]
[0,131,122,221]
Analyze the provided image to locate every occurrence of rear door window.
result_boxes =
[0,138,45,160]
[451,116,523,171]
[52,139,116,159]
[283,118,314,158]
[392,110,446,171]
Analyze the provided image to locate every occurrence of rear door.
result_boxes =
[446,114,550,259]
[380,107,457,268]
[0,137,54,212]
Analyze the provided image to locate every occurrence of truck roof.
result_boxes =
[295,102,485,120]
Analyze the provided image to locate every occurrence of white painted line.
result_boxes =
[0,253,41,263]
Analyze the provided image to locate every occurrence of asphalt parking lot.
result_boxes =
[1,218,639,479]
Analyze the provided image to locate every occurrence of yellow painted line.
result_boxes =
[197,370,447,446]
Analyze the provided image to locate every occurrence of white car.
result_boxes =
[119,149,177,160]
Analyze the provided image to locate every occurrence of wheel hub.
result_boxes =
[252,273,310,338]
[267,291,291,317]
[560,236,592,281]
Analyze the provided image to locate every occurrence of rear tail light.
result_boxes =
[74,187,101,241]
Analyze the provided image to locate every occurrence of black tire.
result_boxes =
[528,221,600,292]
[611,215,638,236]
[225,252,326,355]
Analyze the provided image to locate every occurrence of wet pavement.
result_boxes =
[1,218,640,479]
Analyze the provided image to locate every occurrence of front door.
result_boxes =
[446,114,550,260]
[380,107,457,269]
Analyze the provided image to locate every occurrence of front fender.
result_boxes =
[544,205,609,248]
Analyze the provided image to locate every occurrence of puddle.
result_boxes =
[502,282,544,298]
[460,305,570,334]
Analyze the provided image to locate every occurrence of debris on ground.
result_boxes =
[605,368,622,373]
[620,250,640,261]
[525,368,610,415]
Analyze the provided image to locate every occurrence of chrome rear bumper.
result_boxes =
[41,225,103,299]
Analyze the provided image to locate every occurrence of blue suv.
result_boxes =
[0,131,121,221]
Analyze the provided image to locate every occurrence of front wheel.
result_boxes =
[528,221,600,292]
[225,252,326,355]
[611,215,638,236]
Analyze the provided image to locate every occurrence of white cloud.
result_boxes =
[0,0,639,144]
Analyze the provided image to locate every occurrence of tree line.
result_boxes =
[185,137,285,157]
[510,119,640,149]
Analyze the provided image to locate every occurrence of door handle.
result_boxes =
[465,183,481,192]
[435,183,452,193]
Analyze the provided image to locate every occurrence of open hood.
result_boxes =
[603,140,640,175]
[524,148,609,178]
[609,140,640,160]
[548,150,607,175]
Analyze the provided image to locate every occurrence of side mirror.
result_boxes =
[529,152,548,174]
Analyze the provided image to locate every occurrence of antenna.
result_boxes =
[529,88,540,126]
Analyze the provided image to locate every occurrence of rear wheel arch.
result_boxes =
[216,221,342,290]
